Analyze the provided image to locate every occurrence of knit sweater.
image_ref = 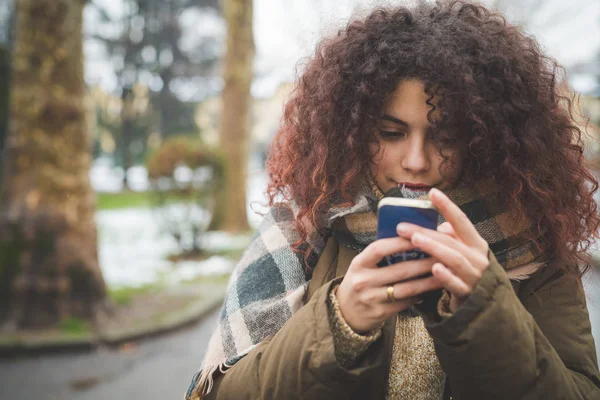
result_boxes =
[328,286,453,399]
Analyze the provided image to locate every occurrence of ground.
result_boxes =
[0,309,221,400]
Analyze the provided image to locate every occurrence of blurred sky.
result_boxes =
[83,0,600,99]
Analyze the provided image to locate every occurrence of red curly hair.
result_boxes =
[266,0,599,277]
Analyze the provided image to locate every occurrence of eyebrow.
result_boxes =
[382,114,436,135]
[382,114,409,127]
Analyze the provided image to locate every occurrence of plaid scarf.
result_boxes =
[186,180,545,399]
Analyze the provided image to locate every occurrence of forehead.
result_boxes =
[384,79,440,125]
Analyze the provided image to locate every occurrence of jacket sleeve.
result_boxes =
[328,284,383,368]
[418,254,600,400]
[199,278,389,400]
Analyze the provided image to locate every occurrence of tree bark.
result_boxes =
[209,0,254,233]
[0,7,14,191]
[120,86,134,190]
[0,0,106,328]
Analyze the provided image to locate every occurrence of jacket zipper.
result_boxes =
[441,374,452,400]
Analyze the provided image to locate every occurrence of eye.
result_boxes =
[427,129,456,146]
[438,137,457,146]
[379,130,407,139]
[432,134,457,147]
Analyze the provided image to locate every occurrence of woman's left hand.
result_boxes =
[396,188,490,313]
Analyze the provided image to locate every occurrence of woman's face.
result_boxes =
[370,79,462,194]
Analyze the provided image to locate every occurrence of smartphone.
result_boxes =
[376,197,439,267]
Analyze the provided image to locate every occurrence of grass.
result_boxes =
[108,284,159,306]
[167,247,247,263]
[96,191,198,210]
[211,247,247,261]
[96,191,153,210]
[112,243,246,306]
[166,251,211,263]
[182,273,231,286]
[108,271,233,306]
[58,317,89,335]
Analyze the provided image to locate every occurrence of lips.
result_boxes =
[397,182,432,190]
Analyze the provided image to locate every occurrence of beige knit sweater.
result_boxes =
[328,286,452,399]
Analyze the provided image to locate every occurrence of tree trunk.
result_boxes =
[208,0,254,233]
[120,86,134,190]
[0,7,14,192]
[159,68,174,138]
[0,0,106,328]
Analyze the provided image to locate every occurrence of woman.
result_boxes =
[186,1,600,399]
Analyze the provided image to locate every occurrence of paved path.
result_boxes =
[0,310,220,400]
[1,274,599,400]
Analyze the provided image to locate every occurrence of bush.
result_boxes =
[146,137,224,255]
[147,136,223,181]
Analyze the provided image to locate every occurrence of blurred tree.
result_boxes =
[87,0,222,188]
[91,83,152,165]
[147,136,223,256]
[208,0,253,232]
[87,0,151,189]
[0,0,14,191]
[0,0,106,328]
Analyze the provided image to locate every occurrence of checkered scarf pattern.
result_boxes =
[186,181,545,399]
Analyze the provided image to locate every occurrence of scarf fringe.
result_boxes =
[191,362,233,399]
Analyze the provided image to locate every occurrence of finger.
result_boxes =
[432,263,471,298]
[357,237,415,269]
[428,188,486,249]
[392,275,443,300]
[397,223,487,268]
[368,257,436,287]
[411,232,482,286]
[383,296,421,313]
[437,221,457,237]
[357,286,420,306]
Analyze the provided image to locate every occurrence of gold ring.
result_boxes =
[386,285,396,302]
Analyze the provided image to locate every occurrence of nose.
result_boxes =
[401,134,430,173]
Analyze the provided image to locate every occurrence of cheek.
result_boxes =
[369,142,382,159]
[369,142,390,172]
[437,150,463,179]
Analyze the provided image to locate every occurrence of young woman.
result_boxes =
[186,1,600,399]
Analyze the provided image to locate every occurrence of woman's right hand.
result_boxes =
[335,237,443,333]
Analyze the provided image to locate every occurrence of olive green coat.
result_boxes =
[200,237,600,399]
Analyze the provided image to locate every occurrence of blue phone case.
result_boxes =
[377,203,438,266]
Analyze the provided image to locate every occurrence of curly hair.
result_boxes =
[266,0,599,277]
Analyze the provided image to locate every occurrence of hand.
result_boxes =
[336,237,443,333]
[396,188,490,312]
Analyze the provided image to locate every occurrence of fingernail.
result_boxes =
[429,188,440,198]
[396,223,410,234]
